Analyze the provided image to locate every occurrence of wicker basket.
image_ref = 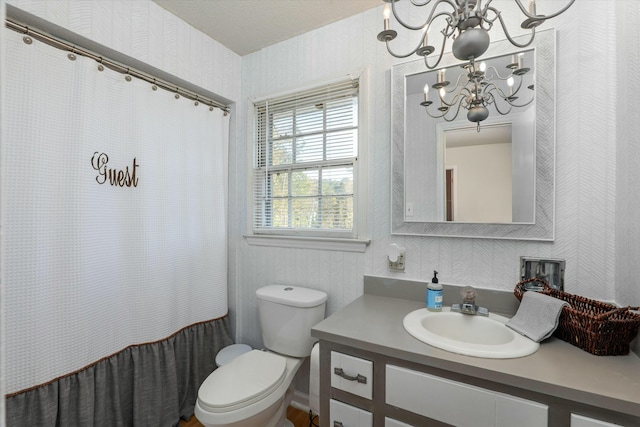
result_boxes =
[514,278,640,356]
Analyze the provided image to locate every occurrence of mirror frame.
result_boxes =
[391,29,555,240]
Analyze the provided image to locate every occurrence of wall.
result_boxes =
[232,1,628,357]
[615,3,640,306]
[0,0,6,420]
[614,2,640,355]
[446,142,512,222]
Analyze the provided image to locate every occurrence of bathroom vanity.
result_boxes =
[311,277,640,427]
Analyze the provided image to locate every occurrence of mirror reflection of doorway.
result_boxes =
[446,168,454,221]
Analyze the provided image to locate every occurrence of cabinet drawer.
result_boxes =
[331,351,373,399]
[330,399,372,427]
[386,365,548,427]
[386,365,494,426]
[571,414,621,427]
[384,417,415,427]
[495,392,548,427]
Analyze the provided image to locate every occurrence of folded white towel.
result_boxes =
[506,291,569,342]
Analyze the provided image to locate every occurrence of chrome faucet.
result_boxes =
[451,286,489,316]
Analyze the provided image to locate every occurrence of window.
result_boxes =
[251,76,367,247]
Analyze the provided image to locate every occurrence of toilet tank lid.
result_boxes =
[256,285,327,308]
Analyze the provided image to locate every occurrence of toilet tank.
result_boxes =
[256,285,327,358]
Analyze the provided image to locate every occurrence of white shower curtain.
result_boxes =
[2,28,230,424]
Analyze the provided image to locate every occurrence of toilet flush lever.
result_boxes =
[333,367,367,384]
[334,422,344,427]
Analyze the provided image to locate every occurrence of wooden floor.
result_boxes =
[181,405,316,427]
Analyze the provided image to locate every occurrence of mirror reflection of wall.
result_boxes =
[403,50,535,224]
[445,125,512,223]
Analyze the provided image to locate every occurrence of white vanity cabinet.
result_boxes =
[318,343,553,427]
[318,340,640,427]
[386,365,548,427]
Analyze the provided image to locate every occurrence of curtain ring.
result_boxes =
[151,78,158,91]
[22,26,33,45]
[67,47,77,61]
[125,68,132,82]
[97,57,104,72]
[194,96,199,106]
[175,87,180,99]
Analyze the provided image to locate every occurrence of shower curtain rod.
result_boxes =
[5,19,231,115]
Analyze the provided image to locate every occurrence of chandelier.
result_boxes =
[421,52,534,131]
[377,0,574,69]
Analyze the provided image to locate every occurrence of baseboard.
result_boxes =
[290,390,311,413]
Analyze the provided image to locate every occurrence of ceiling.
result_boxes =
[152,0,382,56]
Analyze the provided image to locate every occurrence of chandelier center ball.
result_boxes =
[452,28,490,61]
[467,106,489,123]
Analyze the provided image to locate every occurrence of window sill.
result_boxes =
[244,234,370,253]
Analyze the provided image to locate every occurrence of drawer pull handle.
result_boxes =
[334,367,367,384]
[334,422,344,427]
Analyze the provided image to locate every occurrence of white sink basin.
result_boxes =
[403,307,539,359]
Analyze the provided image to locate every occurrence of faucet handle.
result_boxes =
[460,286,476,303]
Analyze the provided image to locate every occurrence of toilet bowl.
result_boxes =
[194,285,327,427]
[195,350,303,427]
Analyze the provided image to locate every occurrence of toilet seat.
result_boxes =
[197,350,287,413]
[215,343,252,367]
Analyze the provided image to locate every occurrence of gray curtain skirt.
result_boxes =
[6,315,233,427]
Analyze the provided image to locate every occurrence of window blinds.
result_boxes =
[253,78,359,236]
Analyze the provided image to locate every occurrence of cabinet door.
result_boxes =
[384,417,415,427]
[386,365,548,427]
[495,393,547,427]
[330,399,372,427]
[571,414,622,427]
[386,365,495,427]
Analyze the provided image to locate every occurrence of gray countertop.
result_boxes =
[311,293,640,418]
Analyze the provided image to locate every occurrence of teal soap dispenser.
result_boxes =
[427,270,443,312]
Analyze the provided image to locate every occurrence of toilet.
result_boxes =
[194,285,328,427]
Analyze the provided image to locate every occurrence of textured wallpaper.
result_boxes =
[231,1,632,350]
[615,2,640,306]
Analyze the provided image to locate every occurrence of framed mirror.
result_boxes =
[391,29,555,240]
